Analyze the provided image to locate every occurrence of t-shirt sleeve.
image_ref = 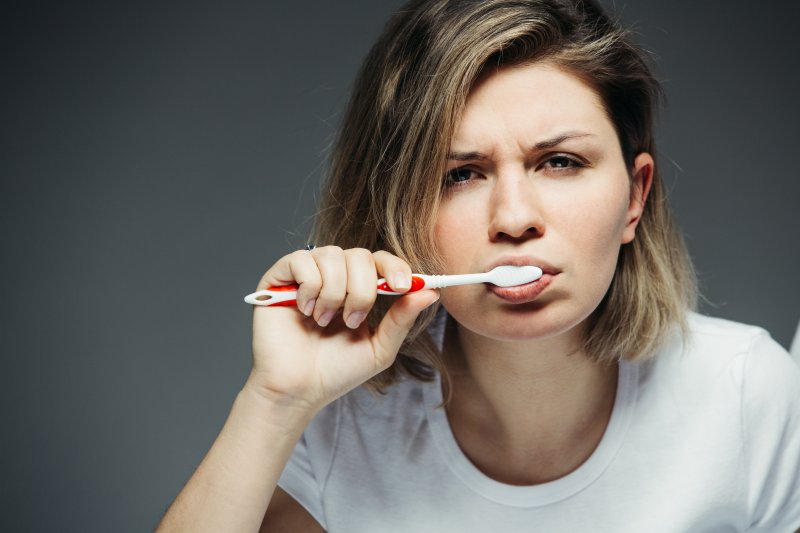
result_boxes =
[742,331,800,532]
[277,399,340,530]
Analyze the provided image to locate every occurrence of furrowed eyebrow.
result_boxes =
[447,131,595,161]
[446,150,488,161]
[532,131,594,150]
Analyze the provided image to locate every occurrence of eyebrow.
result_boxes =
[447,131,595,161]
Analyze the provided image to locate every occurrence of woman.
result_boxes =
[157,0,800,531]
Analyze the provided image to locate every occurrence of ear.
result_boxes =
[620,152,654,244]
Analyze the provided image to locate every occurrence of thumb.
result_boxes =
[371,290,440,368]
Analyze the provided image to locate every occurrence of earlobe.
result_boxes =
[621,152,654,244]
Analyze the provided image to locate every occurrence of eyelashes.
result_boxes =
[445,167,476,185]
[545,155,585,171]
[443,154,587,188]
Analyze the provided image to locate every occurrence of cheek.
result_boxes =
[433,201,484,269]
[556,181,630,297]
[558,180,630,250]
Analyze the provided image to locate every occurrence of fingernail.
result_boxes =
[317,310,335,327]
[345,311,366,329]
[303,298,316,317]
[392,272,411,290]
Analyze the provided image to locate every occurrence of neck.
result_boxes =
[443,318,618,485]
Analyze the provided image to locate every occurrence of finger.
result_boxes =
[372,250,412,293]
[343,248,378,329]
[258,250,321,316]
[370,290,440,369]
[311,246,347,327]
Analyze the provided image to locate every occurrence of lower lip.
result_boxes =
[488,273,554,304]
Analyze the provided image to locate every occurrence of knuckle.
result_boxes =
[347,247,374,261]
[289,249,309,262]
[318,245,343,257]
[257,268,280,290]
[373,249,405,264]
[346,292,375,311]
[300,278,322,293]
[318,282,346,302]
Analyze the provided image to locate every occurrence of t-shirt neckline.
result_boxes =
[421,315,639,507]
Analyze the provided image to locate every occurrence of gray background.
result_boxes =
[2,1,798,531]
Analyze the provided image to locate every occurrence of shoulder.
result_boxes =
[665,312,800,460]
[659,312,794,377]
[684,312,773,354]
[680,311,799,422]
[640,314,800,529]
[684,315,800,529]
[639,312,798,416]
[690,312,798,386]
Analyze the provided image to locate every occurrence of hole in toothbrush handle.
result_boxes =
[377,276,427,293]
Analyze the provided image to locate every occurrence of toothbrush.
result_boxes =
[244,265,543,306]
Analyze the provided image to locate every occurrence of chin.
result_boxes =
[446,300,589,343]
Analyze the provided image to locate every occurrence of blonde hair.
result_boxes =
[310,0,697,392]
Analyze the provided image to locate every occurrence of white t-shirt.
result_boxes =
[278,313,800,532]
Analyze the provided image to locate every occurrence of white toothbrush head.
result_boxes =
[486,265,543,287]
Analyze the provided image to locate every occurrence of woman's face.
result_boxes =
[433,61,651,342]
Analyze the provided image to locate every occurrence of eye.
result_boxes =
[540,154,586,173]
[548,156,574,168]
[545,155,583,168]
[444,167,477,186]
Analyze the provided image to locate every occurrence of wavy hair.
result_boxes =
[310,0,697,394]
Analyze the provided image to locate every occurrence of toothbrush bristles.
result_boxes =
[488,265,543,287]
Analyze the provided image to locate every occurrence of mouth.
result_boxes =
[488,273,554,303]
[484,255,559,304]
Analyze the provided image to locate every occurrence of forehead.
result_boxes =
[452,62,613,146]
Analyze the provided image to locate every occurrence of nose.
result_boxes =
[487,167,544,243]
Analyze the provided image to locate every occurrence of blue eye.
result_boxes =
[445,167,475,184]
[543,154,584,171]
[537,154,586,176]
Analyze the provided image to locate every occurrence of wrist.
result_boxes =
[238,379,319,430]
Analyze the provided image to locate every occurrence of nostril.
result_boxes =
[492,226,542,243]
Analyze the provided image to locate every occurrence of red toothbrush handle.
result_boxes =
[376,275,427,293]
[247,275,431,307]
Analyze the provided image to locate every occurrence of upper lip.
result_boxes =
[485,255,559,275]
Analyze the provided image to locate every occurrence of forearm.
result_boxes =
[155,385,314,533]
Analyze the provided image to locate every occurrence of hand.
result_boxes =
[246,247,439,414]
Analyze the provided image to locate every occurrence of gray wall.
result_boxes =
[2,1,798,531]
